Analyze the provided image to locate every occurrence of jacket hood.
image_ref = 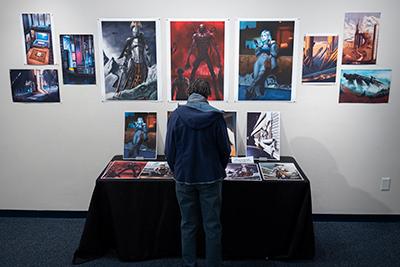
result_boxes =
[176,105,222,130]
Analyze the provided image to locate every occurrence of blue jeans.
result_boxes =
[175,181,222,267]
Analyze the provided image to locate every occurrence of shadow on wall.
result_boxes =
[290,136,390,214]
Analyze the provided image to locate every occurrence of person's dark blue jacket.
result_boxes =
[165,93,231,184]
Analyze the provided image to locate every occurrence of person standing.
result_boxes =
[165,78,231,267]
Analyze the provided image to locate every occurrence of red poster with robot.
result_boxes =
[169,20,225,101]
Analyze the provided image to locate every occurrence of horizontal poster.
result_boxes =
[101,160,146,179]
[225,163,262,181]
[259,162,303,180]
[139,161,174,179]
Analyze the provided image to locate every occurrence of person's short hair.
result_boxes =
[188,78,211,98]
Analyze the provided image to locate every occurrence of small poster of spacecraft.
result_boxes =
[101,160,147,179]
[139,161,174,179]
[99,19,160,101]
[246,112,280,160]
[339,69,391,103]
[224,112,237,156]
[258,162,303,180]
[342,12,380,65]
[224,163,262,181]
[9,69,60,103]
[302,34,338,84]
[124,112,157,159]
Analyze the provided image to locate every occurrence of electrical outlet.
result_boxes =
[380,177,391,191]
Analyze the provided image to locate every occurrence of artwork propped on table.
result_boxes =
[224,112,237,156]
[9,69,60,103]
[124,112,157,159]
[139,161,174,179]
[302,34,338,84]
[259,162,303,180]
[101,160,146,179]
[342,12,380,65]
[237,19,298,101]
[99,19,159,100]
[224,163,262,181]
[168,19,226,101]
[246,112,280,160]
[22,13,54,65]
[339,69,391,103]
[60,34,96,85]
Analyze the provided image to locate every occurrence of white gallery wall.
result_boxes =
[0,0,399,213]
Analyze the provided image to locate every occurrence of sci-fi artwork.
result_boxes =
[247,112,280,160]
[60,34,96,85]
[99,19,159,100]
[124,112,157,159]
[342,12,380,65]
[101,160,146,179]
[9,69,60,103]
[224,163,262,181]
[139,161,174,179]
[339,69,391,103]
[302,35,338,83]
[259,162,303,180]
[224,112,237,156]
[238,19,297,101]
[22,13,54,65]
[169,20,225,101]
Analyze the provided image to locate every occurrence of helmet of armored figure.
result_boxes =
[198,24,207,34]
[260,30,272,43]
[130,21,142,36]
[136,117,144,125]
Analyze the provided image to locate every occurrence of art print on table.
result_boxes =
[22,13,54,65]
[259,162,303,180]
[60,34,96,85]
[168,20,226,101]
[237,19,298,101]
[246,112,280,160]
[225,163,262,181]
[10,69,60,103]
[139,161,174,179]
[302,35,338,84]
[101,160,147,179]
[224,112,237,157]
[99,19,159,100]
[124,112,157,159]
[342,12,380,65]
[339,69,391,103]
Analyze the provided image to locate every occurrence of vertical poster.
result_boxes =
[60,34,96,84]
[339,69,391,103]
[124,112,157,159]
[238,19,298,101]
[302,34,338,83]
[99,19,159,100]
[168,20,226,101]
[246,112,280,160]
[9,69,60,102]
[342,12,380,65]
[21,13,54,65]
[224,112,237,156]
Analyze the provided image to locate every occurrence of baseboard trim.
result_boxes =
[0,210,87,218]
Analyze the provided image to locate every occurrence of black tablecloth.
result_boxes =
[73,156,314,264]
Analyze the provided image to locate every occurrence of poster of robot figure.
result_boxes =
[124,112,157,159]
[167,19,227,101]
[139,161,174,179]
[302,34,338,84]
[246,112,280,160]
[339,69,391,103]
[101,160,147,179]
[99,19,160,101]
[342,12,380,65]
[224,163,262,181]
[237,19,299,101]
[224,112,237,156]
[259,162,303,180]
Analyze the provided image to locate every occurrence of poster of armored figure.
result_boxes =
[9,69,60,103]
[60,34,96,85]
[101,160,147,179]
[168,19,226,101]
[225,163,262,181]
[246,112,280,160]
[339,69,391,103]
[124,112,157,159]
[99,19,160,100]
[237,19,299,101]
[139,161,174,179]
[259,162,303,180]
[302,34,338,83]
[342,12,380,65]
[21,13,54,65]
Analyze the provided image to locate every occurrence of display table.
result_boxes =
[73,156,314,264]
